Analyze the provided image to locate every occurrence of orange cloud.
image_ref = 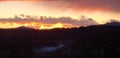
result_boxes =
[0,0,43,1]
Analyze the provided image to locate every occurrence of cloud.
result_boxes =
[31,0,120,12]
[1,0,120,12]
[24,15,98,26]
[40,17,97,26]
[109,19,120,23]
[0,0,39,1]
[58,0,120,12]
[105,19,120,26]
[0,15,98,27]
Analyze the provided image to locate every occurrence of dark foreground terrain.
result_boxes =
[0,24,120,58]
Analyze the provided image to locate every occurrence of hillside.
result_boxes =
[0,25,120,58]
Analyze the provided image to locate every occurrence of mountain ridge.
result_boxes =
[0,23,120,58]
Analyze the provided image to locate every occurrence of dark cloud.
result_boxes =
[40,17,97,26]
[28,15,98,26]
[0,15,98,27]
[109,19,120,23]
[105,19,120,26]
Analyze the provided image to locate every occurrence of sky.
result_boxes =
[0,0,120,29]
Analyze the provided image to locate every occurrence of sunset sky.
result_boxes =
[0,0,120,29]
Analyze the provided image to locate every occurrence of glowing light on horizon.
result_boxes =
[39,23,63,29]
[0,22,77,29]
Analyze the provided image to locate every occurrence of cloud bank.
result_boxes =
[0,15,98,26]
[58,0,120,12]
[1,0,119,12]
[0,15,120,29]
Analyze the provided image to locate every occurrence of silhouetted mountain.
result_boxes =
[16,26,35,30]
[0,25,120,58]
